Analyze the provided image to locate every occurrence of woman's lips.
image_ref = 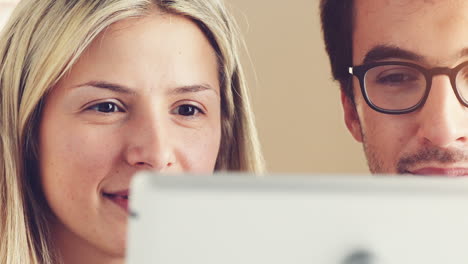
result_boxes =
[409,167,468,177]
[103,190,129,212]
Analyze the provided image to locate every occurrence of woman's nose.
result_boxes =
[124,115,175,171]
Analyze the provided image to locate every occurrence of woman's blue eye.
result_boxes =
[176,105,202,116]
[89,102,121,113]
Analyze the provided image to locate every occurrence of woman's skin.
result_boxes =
[38,10,221,264]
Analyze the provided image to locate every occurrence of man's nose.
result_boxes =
[416,75,468,147]
[124,115,174,170]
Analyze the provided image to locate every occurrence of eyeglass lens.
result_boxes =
[455,66,468,102]
[363,64,468,111]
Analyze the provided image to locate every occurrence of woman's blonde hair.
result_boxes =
[0,0,264,263]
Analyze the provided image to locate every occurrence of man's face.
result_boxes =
[346,0,468,175]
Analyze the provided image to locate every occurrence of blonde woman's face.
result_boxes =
[39,13,221,260]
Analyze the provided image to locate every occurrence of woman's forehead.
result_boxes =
[59,13,220,96]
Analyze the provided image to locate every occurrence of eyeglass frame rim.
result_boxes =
[348,60,468,115]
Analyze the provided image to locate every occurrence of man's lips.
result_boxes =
[409,167,468,177]
[102,190,129,212]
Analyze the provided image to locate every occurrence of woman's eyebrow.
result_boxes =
[167,84,219,97]
[73,81,136,95]
[73,82,218,96]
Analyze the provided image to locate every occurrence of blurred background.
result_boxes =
[0,0,368,174]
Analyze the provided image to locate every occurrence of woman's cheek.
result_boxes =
[176,127,220,173]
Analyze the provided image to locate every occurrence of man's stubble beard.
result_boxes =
[360,127,385,174]
[359,123,468,174]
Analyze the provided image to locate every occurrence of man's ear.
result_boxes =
[341,90,363,142]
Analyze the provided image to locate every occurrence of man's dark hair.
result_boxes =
[320,0,355,98]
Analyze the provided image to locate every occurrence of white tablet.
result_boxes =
[126,173,468,264]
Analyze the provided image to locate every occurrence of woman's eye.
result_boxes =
[174,104,203,116]
[88,102,122,113]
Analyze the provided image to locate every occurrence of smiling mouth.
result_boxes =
[103,192,129,212]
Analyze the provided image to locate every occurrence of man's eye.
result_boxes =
[374,67,421,86]
[88,102,122,113]
[174,104,203,116]
[377,73,418,84]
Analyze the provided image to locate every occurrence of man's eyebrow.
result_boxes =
[167,84,219,96]
[73,81,136,94]
[362,45,424,64]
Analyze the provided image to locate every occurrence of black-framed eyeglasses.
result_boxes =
[348,61,468,114]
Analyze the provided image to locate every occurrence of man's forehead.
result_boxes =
[353,0,468,66]
[353,0,468,31]
[355,0,447,14]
